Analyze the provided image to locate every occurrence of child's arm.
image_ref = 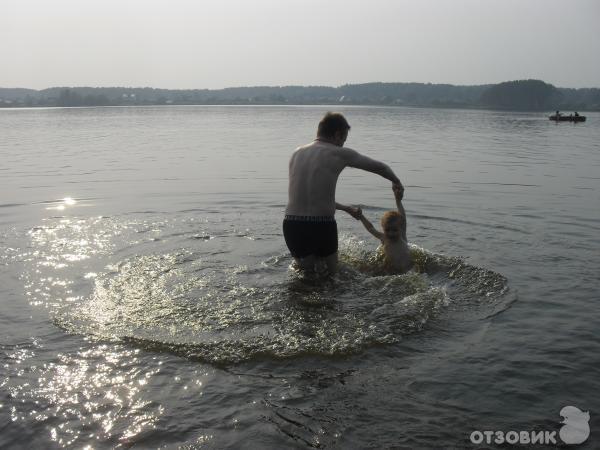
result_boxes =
[358,210,384,241]
[393,185,408,242]
[336,202,361,220]
[337,202,384,241]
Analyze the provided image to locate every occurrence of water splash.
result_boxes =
[14,218,512,365]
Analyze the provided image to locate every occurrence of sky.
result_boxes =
[2,0,599,90]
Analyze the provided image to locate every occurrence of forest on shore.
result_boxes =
[1,80,598,111]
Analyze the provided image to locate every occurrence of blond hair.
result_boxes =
[381,210,402,229]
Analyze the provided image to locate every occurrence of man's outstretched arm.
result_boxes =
[341,148,404,199]
[335,202,352,214]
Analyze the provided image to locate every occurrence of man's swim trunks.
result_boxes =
[282,215,338,258]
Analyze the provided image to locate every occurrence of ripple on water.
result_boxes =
[52,243,509,365]
[11,217,513,365]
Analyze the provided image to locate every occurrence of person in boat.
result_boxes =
[283,112,403,274]
[575,112,580,117]
[555,110,561,117]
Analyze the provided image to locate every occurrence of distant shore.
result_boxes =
[1,79,599,111]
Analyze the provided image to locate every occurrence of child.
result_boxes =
[339,185,412,274]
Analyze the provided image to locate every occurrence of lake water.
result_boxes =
[1,106,599,449]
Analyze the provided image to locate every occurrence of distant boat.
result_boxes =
[549,114,586,122]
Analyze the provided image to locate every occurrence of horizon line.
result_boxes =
[2,79,599,91]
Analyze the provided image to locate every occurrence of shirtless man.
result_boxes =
[283,112,403,274]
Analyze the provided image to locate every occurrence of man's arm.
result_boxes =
[341,148,400,184]
[335,202,351,214]
[358,210,384,241]
[340,148,404,199]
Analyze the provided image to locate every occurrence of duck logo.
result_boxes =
[559,406,590,445]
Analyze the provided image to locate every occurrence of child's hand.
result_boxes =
[393,183,404,200]
[348,206,362,220]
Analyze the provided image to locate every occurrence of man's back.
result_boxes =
[282,111,402,274]
[286,140,346,217]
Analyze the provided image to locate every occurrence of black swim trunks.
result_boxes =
[282,215,338,258]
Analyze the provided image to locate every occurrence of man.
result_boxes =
[283,112,403,274]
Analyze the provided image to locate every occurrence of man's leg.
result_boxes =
[323,252,338,275]
[317,219,338,275]
[294,254,316,272]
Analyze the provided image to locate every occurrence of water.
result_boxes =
[1,106,599,448]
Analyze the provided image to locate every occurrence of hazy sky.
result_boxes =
[2,0,599,89]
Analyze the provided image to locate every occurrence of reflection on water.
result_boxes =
[45,197,78,211]
[5,342,163,447]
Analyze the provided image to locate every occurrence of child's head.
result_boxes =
[381,211,402,241]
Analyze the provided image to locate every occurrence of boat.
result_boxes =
[549,114,586,122]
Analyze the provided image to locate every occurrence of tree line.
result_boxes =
[1,80,598,111]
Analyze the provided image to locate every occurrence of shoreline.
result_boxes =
[1,103,598,113]
[2,80,599,112]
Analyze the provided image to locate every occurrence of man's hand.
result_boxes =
[393,182,404,200]
[347,206,362,220]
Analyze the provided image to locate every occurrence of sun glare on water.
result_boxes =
[46,197,77,211]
